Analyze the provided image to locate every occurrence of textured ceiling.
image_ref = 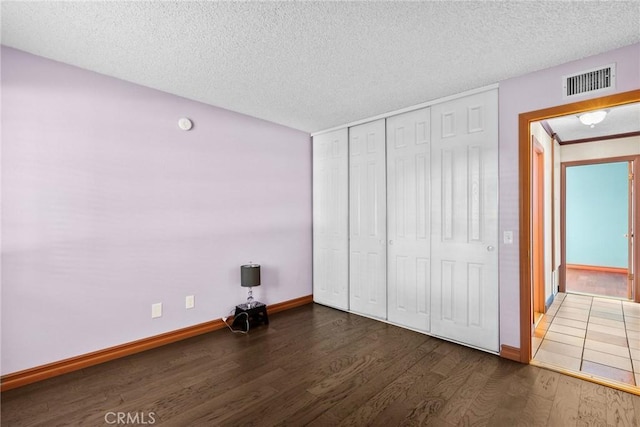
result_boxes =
[2,1,639,133]
[544,103,640,143]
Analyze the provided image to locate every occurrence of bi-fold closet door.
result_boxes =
[430,89,499,352]
[312,89,499,352]
[349,119,387,319]
[312,129,349,310]
[386,108,432,331]
[348,110,433,329]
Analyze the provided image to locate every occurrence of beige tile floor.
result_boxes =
[533,292,640,388]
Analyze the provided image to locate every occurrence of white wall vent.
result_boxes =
[563,63,615,98]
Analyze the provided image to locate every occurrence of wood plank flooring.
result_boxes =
[2,303,640,426]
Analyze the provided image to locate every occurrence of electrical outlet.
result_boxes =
[503,231,513,244]
[151,302,162,318]
[185,295,195,309]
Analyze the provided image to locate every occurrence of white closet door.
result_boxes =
[386,108,431,331]
[313,129,349,310]
[431,89,499,352]
[349,119,387,319]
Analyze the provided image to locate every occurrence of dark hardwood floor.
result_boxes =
[2,303,640,426]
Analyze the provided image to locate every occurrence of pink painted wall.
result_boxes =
[498,42,640,348]
[1,47,312,375]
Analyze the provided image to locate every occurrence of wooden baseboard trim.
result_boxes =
[500,344,522,363]
[267,294,313,314]
[1,294,313,392]
[566,264,628,275]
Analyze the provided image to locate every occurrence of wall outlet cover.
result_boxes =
[186,295,195,309]
[151,302,162,318]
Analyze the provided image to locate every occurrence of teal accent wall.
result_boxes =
[566,162,628,268]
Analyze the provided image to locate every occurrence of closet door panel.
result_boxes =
[313,129,349,310]
[386,108,431,331]
[431,89,499,352]
[349,119,387,319]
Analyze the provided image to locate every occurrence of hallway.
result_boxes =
[533,293,640,390]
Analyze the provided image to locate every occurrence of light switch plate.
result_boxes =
[503,231,513,244]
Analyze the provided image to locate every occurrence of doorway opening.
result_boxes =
[562,159,634,300]
[523,94,640,392]
[518,90,640,380]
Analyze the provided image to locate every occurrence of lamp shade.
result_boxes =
[241,264,261,287]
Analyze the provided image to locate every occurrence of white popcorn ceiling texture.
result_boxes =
[2,1,639,133]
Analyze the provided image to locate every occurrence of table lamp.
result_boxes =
[241,264,261,308]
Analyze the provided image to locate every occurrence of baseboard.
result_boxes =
[268,295,313,314]
[545,293,555,311]
[500,344,522,363]
[566,264,628,275]
[1,294,313,392]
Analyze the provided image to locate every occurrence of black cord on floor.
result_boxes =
[223,311,250,334]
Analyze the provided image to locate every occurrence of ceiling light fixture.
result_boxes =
[578,110,607,128]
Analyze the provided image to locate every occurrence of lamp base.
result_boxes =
[246,287,254,308]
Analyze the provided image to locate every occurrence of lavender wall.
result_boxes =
[498,42,640,348]
[1,47,312,375]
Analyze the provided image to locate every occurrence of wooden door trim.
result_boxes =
[560,162,567,293]
[518,89,640,363]
[632,157,640,303]
[551,135,557,274]
[532,137,545,315]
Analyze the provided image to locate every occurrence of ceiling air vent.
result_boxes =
[563,63,615,98]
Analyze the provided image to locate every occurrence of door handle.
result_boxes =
[487,245,495,252]
[389,240,394,245]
